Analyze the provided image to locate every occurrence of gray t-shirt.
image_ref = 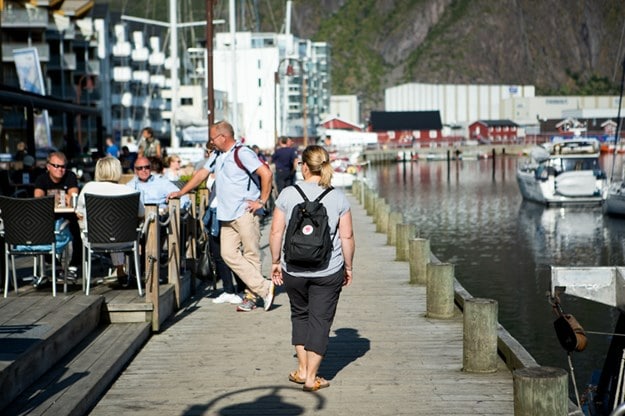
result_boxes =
[275,181,350,277]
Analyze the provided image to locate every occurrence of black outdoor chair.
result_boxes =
[0,170,28,198]
[82,193,143,296]
[0,195,70,297]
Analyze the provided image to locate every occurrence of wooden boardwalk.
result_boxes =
[89,194,515,415]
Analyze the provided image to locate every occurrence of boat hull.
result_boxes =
[516,169,606,206]
[604,182,625,215]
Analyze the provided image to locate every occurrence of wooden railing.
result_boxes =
[142,187,210,331]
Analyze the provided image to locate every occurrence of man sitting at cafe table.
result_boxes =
[33,151,81,284]
[125,156,190,212]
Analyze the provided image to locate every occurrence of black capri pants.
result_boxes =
[283,268,344,356]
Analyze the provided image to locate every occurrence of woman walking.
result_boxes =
[269,145,355,392]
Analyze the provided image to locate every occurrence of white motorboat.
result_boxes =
[515,138,608,206]
[604,180,625,216]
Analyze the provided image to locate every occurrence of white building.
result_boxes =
[385,82,535,127]
[213,31,331,150]
[330,95,361,126]
[500,95,623,124]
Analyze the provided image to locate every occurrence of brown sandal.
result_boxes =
[302,377,330,392]
[288,371,305,384]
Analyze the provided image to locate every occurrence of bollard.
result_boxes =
[513,367,568,416]
[408,238,430,284]
[426,263,455,319]
[376,203,390,234]
[351,180,361,199]
[373,197,385,229]
[396,223,416,261]
[365,189,376,216]
[463,298,498,373]
[363,187,373,214]
[387,211,403,246]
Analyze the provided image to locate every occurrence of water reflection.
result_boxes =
[367,156,622,397]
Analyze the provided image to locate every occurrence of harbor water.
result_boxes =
[363,153,624,398]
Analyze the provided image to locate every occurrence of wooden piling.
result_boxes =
[376,202,390,234]
[373,197,385,232]
[463,298,498,373]
[426,262,455,319]
[396,223,416,261]
[513,367,568,416]
[365,188,376,216]
[387,211,403,246]
[409,238,430,284]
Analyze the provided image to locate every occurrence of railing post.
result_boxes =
[144,204,161,332]
[463,298,498,373]
[187,190,197,261]
[167,198,182,308]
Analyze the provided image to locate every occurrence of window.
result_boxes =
[181,98,193,105]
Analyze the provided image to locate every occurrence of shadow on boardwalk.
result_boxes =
[89,195,515,416]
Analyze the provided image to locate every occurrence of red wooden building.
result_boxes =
[468,119,519,142]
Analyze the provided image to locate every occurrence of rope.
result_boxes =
[585,330,625,338]
[158,213,172,227]
[568,352,582,410]
[140,212,156,236]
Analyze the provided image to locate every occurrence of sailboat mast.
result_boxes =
[170,0,180,148]
[206,0,215,125]
[610,57,625,182]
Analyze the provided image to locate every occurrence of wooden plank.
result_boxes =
[4,322,150,416]
[90,196,516,415]
[0,296,104,410]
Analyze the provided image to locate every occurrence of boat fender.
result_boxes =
[553,313,587,352]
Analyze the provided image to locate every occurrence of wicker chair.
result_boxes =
[0,195,69,297]
[82,193,143,296]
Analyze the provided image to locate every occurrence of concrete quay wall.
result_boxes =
[362,144,529,163]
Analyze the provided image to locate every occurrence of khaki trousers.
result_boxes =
[219,211,270,298]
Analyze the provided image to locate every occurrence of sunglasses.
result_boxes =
[135,165,151,171]
[48,162,66,169]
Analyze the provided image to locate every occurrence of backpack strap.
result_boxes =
[315,186,334,203]
[293,184,333,203]
[293,183,310,202]
[233,146,260,191]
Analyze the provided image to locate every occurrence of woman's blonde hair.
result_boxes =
[166,154,180,167]
[301,145,333,188]
[95,156,122,182]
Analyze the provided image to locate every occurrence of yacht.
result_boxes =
[516,138,607,206]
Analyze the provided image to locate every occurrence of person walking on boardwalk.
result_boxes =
[271,136,299,193]
[269,145,355,392]
[167,120,275,312]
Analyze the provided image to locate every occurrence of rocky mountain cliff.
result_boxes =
[104,0,625,118]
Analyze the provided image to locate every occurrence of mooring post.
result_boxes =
[365,188,376,216]
[387,211,403,246]
[377,202,390,234]
[426,262,455,319]
[373,197,385,230]
[409,238,430,284]
[396,223,416,261]
[513,367,568,416]
[463,298,498,373]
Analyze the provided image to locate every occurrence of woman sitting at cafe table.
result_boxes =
[75,156,145,288]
